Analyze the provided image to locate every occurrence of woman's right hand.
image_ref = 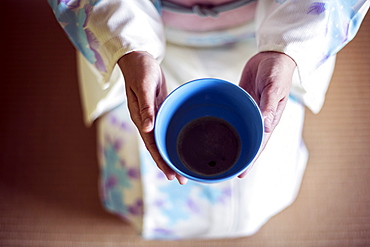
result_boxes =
[118,51,188,185]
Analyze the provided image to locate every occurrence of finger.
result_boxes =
[126,88,143,129]
[139,99,155,134]
[239,64,260,105]
[136,81,158,134]
[259,85,283,133]
[127,89,176,181]
[176,173,188,185]
[238,170,248,179]
[155,69,168,111]
[271,96,288,130]
[140,130,177,181]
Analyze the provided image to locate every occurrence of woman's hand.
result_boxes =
[118,51,188,185]
[238,51,296,178]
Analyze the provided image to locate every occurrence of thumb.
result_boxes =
[138,88,156,134]
[259,86,280,133]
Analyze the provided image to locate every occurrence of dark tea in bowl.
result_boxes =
[177,116,241,177]
[154,78,263,183]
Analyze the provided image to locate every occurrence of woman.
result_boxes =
[49,0,369,239]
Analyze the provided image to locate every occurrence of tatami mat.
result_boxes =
[1,1,369,246]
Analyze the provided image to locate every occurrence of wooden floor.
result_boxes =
[1,1,369,246]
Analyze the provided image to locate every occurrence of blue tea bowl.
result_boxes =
[154,78,263,183]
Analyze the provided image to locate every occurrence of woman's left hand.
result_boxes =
[238,51,297,178]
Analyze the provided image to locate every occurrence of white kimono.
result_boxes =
[49,0,369,240]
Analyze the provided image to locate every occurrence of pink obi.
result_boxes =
[161,0,257,46]
[161,0,257,32]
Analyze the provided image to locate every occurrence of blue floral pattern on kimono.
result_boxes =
[305,0,367,65]
[48,0,106,72]
[48,0,369,240]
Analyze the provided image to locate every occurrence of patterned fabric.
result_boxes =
[256,0,370,113]
[49,0,369,240]
[49,0,369,79]
[48,0,165,86]
[48,0,106,72]
[48,0,369,124]
[96,90,309,239]
[97,103,144,231]
[92,38,314,239]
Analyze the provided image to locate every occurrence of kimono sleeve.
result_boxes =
[255,0,369,112]
[48,0,166,86]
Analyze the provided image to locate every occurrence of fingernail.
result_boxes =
[143,118,153,132]
[263,116,271,133]
[178,176,188,185]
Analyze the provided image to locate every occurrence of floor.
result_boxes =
[1,1,369,246]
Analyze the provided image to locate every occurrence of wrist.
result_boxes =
[118,51,159,78]
[259,51,296,69]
